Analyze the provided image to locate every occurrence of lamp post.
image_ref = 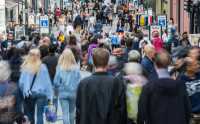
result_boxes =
[18,0,19,24]
[25,0,28,35]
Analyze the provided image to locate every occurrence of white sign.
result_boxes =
[29,15,35,25]
[15,25,25,40]
[148,8,153,16]
[189,34,200,46]
[40,15,49,34]
[36,15,40,25]
[0,0,6,34]
[158,15,167,29]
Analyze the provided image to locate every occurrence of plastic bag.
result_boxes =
[126,84,142,121]
[43,99,63,124]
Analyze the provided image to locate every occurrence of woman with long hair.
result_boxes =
[54,48,81,124]
[19,48,53,124]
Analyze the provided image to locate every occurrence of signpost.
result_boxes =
[0,0,6,35]
[40,15,49,34]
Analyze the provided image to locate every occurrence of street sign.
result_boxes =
[40,15,49,34]
[0,0,6,34]
[158,15,167,29]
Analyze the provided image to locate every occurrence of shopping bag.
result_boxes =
[126,84,142,121]
[43,99,63,124]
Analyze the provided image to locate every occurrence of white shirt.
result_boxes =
[66,25,74,36]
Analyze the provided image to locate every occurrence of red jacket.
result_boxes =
[55,9,61,17]
[152,37,163,52]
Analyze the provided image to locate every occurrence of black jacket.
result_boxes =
[42,54,58,82]
[137,78,191,124]
[76,72,127,124]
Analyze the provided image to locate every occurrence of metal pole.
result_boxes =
[18,0,20,23]
[36,0,37,14]
[161,0,163,14]
[178,0,180,33]
[190,6,194,34]
[25,0,28,35]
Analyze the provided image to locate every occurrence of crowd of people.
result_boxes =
[0,2,200,124]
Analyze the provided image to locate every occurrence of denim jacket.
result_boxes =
[53,66,81,99]
[19,64,53,100]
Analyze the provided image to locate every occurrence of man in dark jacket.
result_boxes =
[76,48,127,124]
[137,50,191,124]
[42,44,58,82]
[74,14,83,29]
[141,44,157,80]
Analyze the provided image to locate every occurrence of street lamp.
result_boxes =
[25,0,28,35]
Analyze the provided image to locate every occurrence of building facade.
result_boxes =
[169,0,190,34]
[155,0,190,34]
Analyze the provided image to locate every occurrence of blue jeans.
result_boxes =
[60,99,75,124]
[23,97,48,124]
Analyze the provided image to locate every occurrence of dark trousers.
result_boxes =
[127,119,136,124]
[23,97,48,124]
[112,44,120,50]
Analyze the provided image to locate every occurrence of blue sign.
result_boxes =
[40,16,49,34]
[40,20,48,28]
[158,15,167,28]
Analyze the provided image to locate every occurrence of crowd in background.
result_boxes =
[0,2,200,124]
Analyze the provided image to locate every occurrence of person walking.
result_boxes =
[141,44,157,80]
[152,31,163,52]
[19,48,53,124]
[137,50,191,124]
[54,48,81,124]
[76,48,127,124]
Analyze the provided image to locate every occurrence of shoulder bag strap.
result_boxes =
[29,73,37,92]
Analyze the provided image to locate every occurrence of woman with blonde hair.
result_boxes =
[19,48,53,124]
[54,48,81,124]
